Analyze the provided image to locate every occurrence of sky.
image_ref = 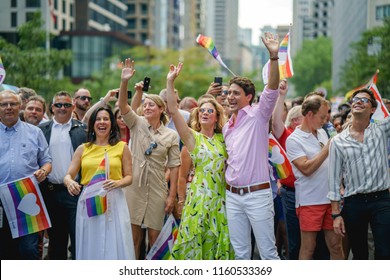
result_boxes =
[238,0,293,44]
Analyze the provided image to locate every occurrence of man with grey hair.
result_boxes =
[0,90,52,259]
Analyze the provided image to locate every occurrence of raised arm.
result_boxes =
[130,81,144,112]
[166,63,195,151]
[272,80,288,139]
[82,89,118,124]
[261,32,280,90]
[118,58,136,116]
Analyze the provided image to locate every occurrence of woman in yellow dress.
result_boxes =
[64,106,135,259]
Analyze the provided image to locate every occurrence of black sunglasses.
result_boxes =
[216,90,228,97]
[145,141,158,155]
[53,103,72,108]
[199,108,215,114]
[76,96,92,101]
[352,97,370,104]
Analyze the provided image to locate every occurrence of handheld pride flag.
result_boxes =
[345,69,379,100]
[0,56,6,85]
[0,176,51,238]
[369,82,389,122]
[196,34,236,76]
[268,134,292,180]
[262,31,294,85]
[85,153,109,217]
[146,214,178,260]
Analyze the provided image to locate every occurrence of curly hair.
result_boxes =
[190,98,226,133]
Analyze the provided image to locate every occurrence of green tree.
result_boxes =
[340,17,390,98]
[81,46,222,100]
[291,37,332,96]
[0,12,72,98]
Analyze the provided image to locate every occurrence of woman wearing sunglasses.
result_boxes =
[166,63,234,260]
[118,58,181,259]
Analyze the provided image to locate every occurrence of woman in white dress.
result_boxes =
[64,106,135,259]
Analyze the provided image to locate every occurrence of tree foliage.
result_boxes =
[0,12,72,99]
[340,17,390,98]
[291,37,332,96]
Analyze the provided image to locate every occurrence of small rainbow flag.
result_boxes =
[146,214,178,260]
[268,134,292,180]
[196,34,236,76]
[262,31,294,84]
[85,155,108,217]
[0,56,6,85]
[0,176,51,238]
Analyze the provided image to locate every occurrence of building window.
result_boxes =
[141,19,148,29]
[11,12,17,27]
[11,0,17,8]
[141,4,148,15]
[376,5,390,20]
[62,0,66,13]
[128,4,135,14]
[128,18,136,29]
[70,3,74,17]
[26,0,40,7]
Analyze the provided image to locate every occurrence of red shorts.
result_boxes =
[296,204,333,231]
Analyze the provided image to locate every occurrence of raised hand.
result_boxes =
[261,32,280,57]
[167,62,183,82]
[121,58,136,81]
[279,79,288,96]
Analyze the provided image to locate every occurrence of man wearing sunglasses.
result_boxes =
[39,91,87,259]
[328,88,390,259]
[72,88,92,121]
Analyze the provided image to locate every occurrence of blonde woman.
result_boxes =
[118,58,180,259]
[166,62,234,260]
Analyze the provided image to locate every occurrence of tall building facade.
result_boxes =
[291,0,333,56]
[204,0,239,74]
[182,0,206,49]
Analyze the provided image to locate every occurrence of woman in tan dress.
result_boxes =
[118,58,181,259]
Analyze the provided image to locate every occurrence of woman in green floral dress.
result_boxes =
[166,62,235,259]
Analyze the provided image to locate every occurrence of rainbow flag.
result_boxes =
[345,70,379,100]
[262,31,294,85]
[0,176,51,238]
[0,56,6,85]
[196,34,236,76]
[146,214,178,260]
[268,134,292,180]
[85,155,108,217]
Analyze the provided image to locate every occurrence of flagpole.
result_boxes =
[45,0,50,78]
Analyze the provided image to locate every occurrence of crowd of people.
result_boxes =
[1,31,390,260]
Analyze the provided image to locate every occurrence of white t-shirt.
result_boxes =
[286,127,330,208]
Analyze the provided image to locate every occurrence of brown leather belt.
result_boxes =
[226,182,270,196]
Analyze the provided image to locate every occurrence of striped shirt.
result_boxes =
[328,118,390,201]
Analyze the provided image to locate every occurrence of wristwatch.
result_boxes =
[331,213,342,220]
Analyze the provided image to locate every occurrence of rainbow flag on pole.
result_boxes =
[262,31,294,85]
[85,154,109,217]
[196,34,236,76]
[0,176,51,238]
[0,56,6,85]
[268,134,292,180]
[146,214,178,260]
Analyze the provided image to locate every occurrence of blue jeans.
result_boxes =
[280,186,300,260]
[343,190,390,260]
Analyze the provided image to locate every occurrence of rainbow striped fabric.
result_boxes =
[146,214,179,260]
[85,157,107,217]
[196,34,229,69]
[262,31,294,84]
[268,134,292,180]
[0,56,6,85]
[0,176,51,238]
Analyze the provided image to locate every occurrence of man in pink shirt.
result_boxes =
[223,32,280,260]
